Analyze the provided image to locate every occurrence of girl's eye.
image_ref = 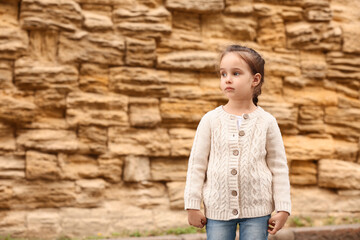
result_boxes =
[221,72,227,77]
[234,72,240,76]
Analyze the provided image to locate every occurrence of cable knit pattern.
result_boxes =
[184,105,291,220]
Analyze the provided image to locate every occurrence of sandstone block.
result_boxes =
[280,6,303,21]
[17,129,78,153]
[0,124,16,152]
[257,14,286,48]
[284,87,338,106]
[152,209,189,231]
[0,60,13,89]
[0,95,37,124]
[165,0,224,13]
[98,153,123,183]
[261,103,298,131]
[291,185,360,215]
[11,180,77,209]
[169,71,200,85]
[104,182,168,208]
[166,181,185,210]
[73,0,116,4]
[319,159,360,189]
[262,76,283,97]
[325,52,360,99]
[83,10,113,31]
[262,50,301,77]
[333,139,359,162]
[108,127,171,156]
[66,91,129,127]
[151,158,187,181]
[199,73,225,101]
[169,128,196,156]
[59,31,125,65]
[300,52,327,79]
[0,0,19,27]
[28,30,58,62]
[14,57,78,91]
[324,107,360,131]
[325,125,360,141]
[123,155,151,182]
[26,210,61,239]
[129,97,161,127]
[75,179,107,207]
[58,154,99,180]
[202,14,257,41]
[20,0,82,31]
[290,160,317,185]
[0,210,27,237]
[169,85,203,99]
[109,67,170,97]
[285,22,342,51]
[125,37,156,67]
[109,204,154,233]
[0,181,14,209]
[341,24,360,54]
[34,89,67,115]
[0,153,25,179]
[303,0,332,22]
[157,11,203,53]
[298,105,325,134]
[224,0,254,15]
[157,50,218,71]
[0,27,28,59]
[22,117,71,130]
[26,151,60,180]
[326,52,360,81]
[337,95,360,109]
[113,5,171,38]
[78,125,107,154]
[60,208,112,238]
[160,98,217,125]
[79,63,109,93]
[284,136,334,161]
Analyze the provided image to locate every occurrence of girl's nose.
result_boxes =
[225,76,232,83]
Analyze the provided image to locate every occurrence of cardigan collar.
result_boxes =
[217,105,263,120]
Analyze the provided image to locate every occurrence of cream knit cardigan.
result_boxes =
[184,105,291,220]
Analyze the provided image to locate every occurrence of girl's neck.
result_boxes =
[223,101,258,115]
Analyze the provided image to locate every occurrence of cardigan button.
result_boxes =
[232,209,238,215]
[243,114,249,119]
[231,169,237,175]
[231,190,237,196]
[233,150,239,156]
[238,130,245,136]
[230,115,235,120]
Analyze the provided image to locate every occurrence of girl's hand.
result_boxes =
[267,211,289,235]
[187,209,207,228]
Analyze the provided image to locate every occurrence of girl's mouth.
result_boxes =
[225,87,234,90]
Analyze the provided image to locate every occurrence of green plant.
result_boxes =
[129,230,141,237]
[290,216,305,227]
[304,216,314,227]
[324,216,336,225]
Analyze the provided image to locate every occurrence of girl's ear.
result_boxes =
[252,73,261,87]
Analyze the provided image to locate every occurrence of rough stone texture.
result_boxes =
[0,0,359,239]
[318,159,360,189]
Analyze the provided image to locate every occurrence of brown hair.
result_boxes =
[217,44,265,106]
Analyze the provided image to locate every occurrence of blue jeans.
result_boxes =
[205,214,271,240]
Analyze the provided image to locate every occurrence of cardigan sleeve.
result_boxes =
[183,113,211,210]
[265,116,292,216]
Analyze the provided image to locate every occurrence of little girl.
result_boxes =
[183,44,291,240]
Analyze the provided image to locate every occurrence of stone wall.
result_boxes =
[0,0,359,239]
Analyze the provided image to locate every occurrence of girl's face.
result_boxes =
[219,52,260,101]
